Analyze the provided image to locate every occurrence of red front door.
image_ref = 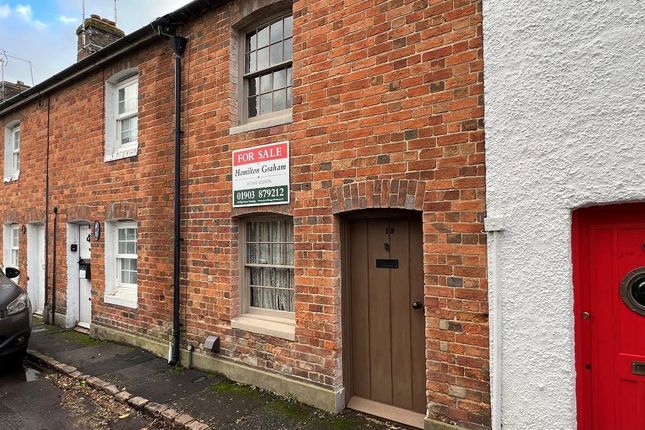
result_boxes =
[574,203,645,429]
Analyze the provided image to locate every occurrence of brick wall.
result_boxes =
[0,0,489,428]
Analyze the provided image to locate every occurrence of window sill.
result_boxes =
[105,145,139,162]
[104,289,138,309]
[229,111,292,135]
[3,172,19,183]
[231,314,295,341]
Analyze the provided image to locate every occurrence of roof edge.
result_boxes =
[0,0,226,118]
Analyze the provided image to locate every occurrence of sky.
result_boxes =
[0,0,193,85]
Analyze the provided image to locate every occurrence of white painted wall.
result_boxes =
[483,1,645,428]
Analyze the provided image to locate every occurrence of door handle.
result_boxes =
[412,301,423,309]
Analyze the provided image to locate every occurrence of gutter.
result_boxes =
[0,27,156,118]
[0,0,224,118]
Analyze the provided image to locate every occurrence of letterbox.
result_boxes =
[79,259,91,280]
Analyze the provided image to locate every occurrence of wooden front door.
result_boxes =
[347,215,425,416]
[78,224,92,328]
[574,204,645,429]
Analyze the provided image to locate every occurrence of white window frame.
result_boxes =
[231,216,295,340]
[236,13,294,130]
[104,71,139,162]
[4,122,20,182]
[104,220,138,308]
[3,223,19,283]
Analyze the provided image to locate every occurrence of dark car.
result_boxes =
[0,267,31,364]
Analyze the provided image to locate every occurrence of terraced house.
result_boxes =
[0,0,488,429]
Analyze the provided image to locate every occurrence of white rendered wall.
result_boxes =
[483,1,645,429]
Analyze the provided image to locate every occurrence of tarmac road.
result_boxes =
[0,359,168,430]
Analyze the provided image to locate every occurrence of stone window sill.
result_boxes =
[105,145,138,162]
[104,289,138,309]
[3,171,19,183]
[231,314,295,341]
[229,111,292,135]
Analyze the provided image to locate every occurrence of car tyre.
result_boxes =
[6,349,26,369]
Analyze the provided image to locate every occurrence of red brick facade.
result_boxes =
[0,0,488,428]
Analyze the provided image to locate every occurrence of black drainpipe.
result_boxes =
[150,19,187,366]
[170,34,188,366]
[52,206,58,325]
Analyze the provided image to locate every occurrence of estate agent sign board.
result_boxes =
[232,141,290,207]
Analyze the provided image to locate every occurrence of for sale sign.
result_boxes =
[232,141,290,207]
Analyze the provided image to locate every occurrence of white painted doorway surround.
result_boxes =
[66,223,92,328]
[26,223,45,314]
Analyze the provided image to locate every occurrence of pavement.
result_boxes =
[26,318,400,430]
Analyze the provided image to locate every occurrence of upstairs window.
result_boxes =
[243,15,293,122]
[105,71,138,161]
[116,76,138,150]
[4,122,20,182]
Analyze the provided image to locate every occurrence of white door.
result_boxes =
[26,224,45,314]
[78,225,92,328]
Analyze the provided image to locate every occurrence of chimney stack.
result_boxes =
[0,80,30,102]
[76,14,125,61]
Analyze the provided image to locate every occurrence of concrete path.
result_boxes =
[28,319,401,430]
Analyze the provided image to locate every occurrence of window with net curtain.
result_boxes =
[244,218,294,313]
[244,14,293,121]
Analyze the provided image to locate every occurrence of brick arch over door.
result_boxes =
[329,179,426,215]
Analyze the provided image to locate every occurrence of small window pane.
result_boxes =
[118,229,126,240]
[13,130,20,150]
[286,87,293,108]
[246,32,257,52]
[286,244,294,265]
[257,26,269,48]
[284,16,293,38]
[274,69,286,89]
[270,42,283,66]
[248,97,259,118]
[283,38,292,61]
[257,243,270,264]
[245,52,256,74]
[126,228,136,240]
[12,153,19,172]
[260,74,272,94]
[248,77,259,97]
[247,243,258,264]
[287,67,293,86]
[270,20,283,43]
[257,47,269,70]
[120,117,138,145]
[273,89,286,111]
[260,93,272,115]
